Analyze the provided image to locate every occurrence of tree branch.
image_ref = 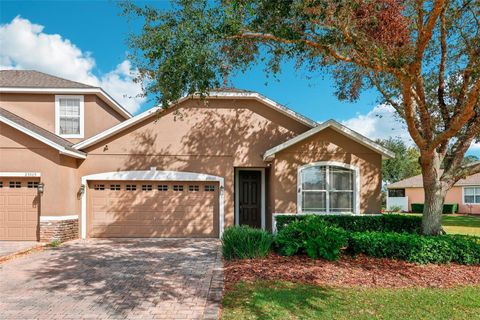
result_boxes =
[437,4,449,125]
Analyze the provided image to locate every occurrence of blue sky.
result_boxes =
[0,0,478,156]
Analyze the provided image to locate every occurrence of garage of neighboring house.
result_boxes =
[86,179,220,238]
[0,177,41,240]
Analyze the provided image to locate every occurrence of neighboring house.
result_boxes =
[0,70,394,242]
[387,172,480,214]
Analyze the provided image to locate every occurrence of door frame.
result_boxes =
[234,168,266,230]
[80,170,225,239]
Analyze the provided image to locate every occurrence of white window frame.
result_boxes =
[55,95,84,138]
[297,161,360,214]
[462,186,480,205]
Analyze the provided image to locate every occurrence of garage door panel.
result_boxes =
[88,180,219,238]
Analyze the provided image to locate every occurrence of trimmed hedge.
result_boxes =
[276,216,348,260]
[348,231,480,265]
[275,214,422,234]
[411,203,459,214]
[221,226,274,260]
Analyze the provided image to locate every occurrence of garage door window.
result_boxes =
[110,184,121,191]
[142,184,153,191]
[9,181,21,188]
[158,185,168,191]
[173,185,184,191]
[189,185,200,192]
[94,184,105,190]
[27,181,39,188]
[126,184,137,191]
[205,185,215,192]
[0,181,3,188]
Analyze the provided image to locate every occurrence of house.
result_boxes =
[0,70,394,242]
[386,171,480,214]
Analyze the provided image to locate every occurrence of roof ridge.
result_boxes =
[26,70,98,88]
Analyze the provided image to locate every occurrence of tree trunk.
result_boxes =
[420,152,448,235]
[422,183,447,235]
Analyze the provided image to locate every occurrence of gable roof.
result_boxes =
[0,70,95,88]
[0,107,86,159]
[387,169,480,189]
[0,70,132,119]
[73,90,318,150]
[263,119,395,161]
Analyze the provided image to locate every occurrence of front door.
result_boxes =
[238,170,262,228]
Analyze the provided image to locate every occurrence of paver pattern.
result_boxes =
[0,238,223,320]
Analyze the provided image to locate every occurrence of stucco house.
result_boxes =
[0,70,394,242]
[387,172,480,214]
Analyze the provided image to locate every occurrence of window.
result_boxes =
[189,185,200,192]
[298,164,356,213]
[142,184,153,191]
[55,95,84,138]
[126,184,137,191]
[464,187,480,204]
[9,181,21,188]
[388,189,405,197]
[0,181,3,188]
[94,184,105,190]
[205,185,215,192]
[158,185,168,191]
[110,184,121,191]
[173,185,184,191]
[27,181,39,189]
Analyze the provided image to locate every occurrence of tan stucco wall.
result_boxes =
[405,187,480,214]
[0,93,125,143]
[78,98,311,230]
[271,127,383,214]
[0,122,79,216]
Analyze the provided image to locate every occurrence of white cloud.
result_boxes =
[342,104,480,155]
[0,16,145,114]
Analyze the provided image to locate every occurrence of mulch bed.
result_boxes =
[224,253,480,290]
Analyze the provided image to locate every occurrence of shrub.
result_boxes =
[276,216,348,260]
[348,231,480,265]
[275,214,422,234]
[411,203,458,214]
[221,226,274,260]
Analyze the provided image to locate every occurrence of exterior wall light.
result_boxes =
[79,184,86,195]
[37,182,45,194]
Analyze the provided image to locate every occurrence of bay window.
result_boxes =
[298,163,358,213]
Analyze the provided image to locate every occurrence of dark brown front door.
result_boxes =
[238,170,261,228]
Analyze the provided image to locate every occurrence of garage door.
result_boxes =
[88,181,219,238]
[0,178,40,240]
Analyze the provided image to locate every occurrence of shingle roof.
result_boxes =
[0,107,84,156]
[0,70,96,89]
[387,170,480,188]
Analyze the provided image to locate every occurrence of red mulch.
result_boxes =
[224,253,480,289]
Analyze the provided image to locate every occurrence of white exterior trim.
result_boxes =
[80,170,225,239]
[0,172,41,177]
[263,119,395,161]
[0,87,131,119]
[234,168,266,230]
[55,95,85,138]
[73,91,317,150]
[40,215,78,222]
[297,161,361,214]
[462,186,480,205]
[0,114,86,159]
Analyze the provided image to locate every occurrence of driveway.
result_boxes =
[0,239,223,320]
[0,241,40,258]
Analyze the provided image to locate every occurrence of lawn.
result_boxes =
[405,214,480,236]
[222,281,480,320]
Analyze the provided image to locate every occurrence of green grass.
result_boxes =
[406,214,480,236]
[222,281,480,320]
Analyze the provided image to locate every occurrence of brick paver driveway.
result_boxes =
[0,239,223,320]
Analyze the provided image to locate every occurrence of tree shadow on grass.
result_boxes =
[223,281,347,320]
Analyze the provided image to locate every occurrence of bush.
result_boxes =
[276,216,348,260]
[411,203,458,214]
[275,214,422,234]
[348,231,480,265]
[221,226,274,260]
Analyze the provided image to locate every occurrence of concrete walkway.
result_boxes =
[0,239,223,320]
[0,241,40,258]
